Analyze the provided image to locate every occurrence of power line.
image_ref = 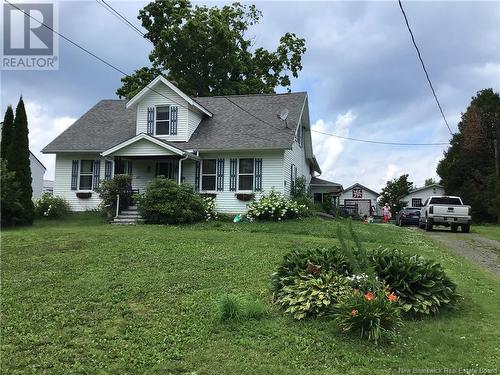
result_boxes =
[95,0,146,38]
[311,129,449,146]
[398,0,454,136]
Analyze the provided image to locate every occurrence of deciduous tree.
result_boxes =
[379,174,414,213]
[117,1,306,99]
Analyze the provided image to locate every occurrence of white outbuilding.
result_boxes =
[339,183,380,217]
[400,184,445,208]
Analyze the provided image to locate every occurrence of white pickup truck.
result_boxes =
[419,196,472,232]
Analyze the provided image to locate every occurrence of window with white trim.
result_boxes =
[238,158,254,191]
[155,106,170,135]
[412,198,422,207]
[79,160,94,190]
[201,159,216,191]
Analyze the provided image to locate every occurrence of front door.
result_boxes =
[156,161,175,180]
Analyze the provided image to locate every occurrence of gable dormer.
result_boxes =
[126,76,212,142]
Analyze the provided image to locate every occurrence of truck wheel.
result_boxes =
[419,220,425,229]
[451,224,458,232]
[425,219,433,232]
[462,224,470,233]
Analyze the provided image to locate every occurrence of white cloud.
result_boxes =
[24,101,75,180]
[312,110,356,181]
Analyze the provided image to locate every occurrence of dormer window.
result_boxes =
[155,106,170,135]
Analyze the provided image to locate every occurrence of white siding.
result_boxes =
[401,186,445,207]
[54,153,106,211]
[30,153,46,199]
[109,139,179,157]
[135,83,203,142]
[187,110,203,140]
[283,139,311,197]
[194,151,284,213]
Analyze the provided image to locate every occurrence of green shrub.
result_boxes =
[246,190,309,221]
[275,273,351,320]
[371,248,460,315]
[97,174,133,216]
[137,177,205,224]
[34,193,70,219]
[331,290,402,344]
[244,299,267,319]
[0,160,25,227]
[271,247,351,294]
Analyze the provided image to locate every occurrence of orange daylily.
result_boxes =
[387,293,398,302]
[363,292,375,301]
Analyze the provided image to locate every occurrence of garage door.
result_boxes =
[344,199,372,217]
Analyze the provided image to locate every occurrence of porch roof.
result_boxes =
[101,133,199,159]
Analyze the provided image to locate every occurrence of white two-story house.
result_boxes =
[42,76,324,213]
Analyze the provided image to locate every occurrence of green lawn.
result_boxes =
[2,215,499,374]
[472,224,500,242]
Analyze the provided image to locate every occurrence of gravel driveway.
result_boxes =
[422,229,500,276]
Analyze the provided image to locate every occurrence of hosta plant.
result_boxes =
[246,190,309,221]
[371,248,460,315]
[271,247,352,294]
[331,290,402,344]
[275,273,351,320]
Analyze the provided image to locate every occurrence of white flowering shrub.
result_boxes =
[246,191,309,221]
[34,193,70,219]
[202,197,218,221]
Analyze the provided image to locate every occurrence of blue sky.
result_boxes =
[1,1,499,190]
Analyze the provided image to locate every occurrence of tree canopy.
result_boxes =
[116,0,306,99]
[437,88,500,222]
[379,174,414,213]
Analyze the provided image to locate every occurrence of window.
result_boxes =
[155,106,170,135]
[114,159,126,174]
[313,193,323,203]
[412,198,422,207]
[79,160,94,190]
[238,158,254,191]
[201,159,216,191]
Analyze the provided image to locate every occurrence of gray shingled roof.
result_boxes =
[310,177,342,188]
[42,92,306,153]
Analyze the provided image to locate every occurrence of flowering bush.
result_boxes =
[275,273,351,320]
[202,197,218,221]
[331,290,402,344]
[34,193,70,219]
[246,191,309,221]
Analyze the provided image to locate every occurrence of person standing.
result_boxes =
[383,203,391,223]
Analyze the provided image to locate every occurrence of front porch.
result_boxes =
[101,133,200,193]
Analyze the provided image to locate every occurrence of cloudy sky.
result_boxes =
[1,0,499,191]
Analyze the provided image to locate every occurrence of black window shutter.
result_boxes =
[93,160,101,189]
[290,163,295,195]
[195,161,200,191]
[104,160,112,180]
[147,107,154,135]
[127,161,133,176]
[71,160,79,190]
[255,158,262,191]
[229,158,237,191]
[170,106,178,135]
[216,158,225,192]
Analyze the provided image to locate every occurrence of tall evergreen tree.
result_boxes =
[8,97,34,225]
[1,105,14,160]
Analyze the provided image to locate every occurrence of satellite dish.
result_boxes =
[278,108,289,121]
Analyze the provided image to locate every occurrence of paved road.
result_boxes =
[422,229,500,276]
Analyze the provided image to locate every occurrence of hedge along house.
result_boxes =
[42,76,322,213]
[400,184,445,208]
[338,183,380,217]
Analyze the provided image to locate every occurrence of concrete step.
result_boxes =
[116,214,141,219]
[112,218,145,224]
[128,205,138,210]
[120,210,140,216]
